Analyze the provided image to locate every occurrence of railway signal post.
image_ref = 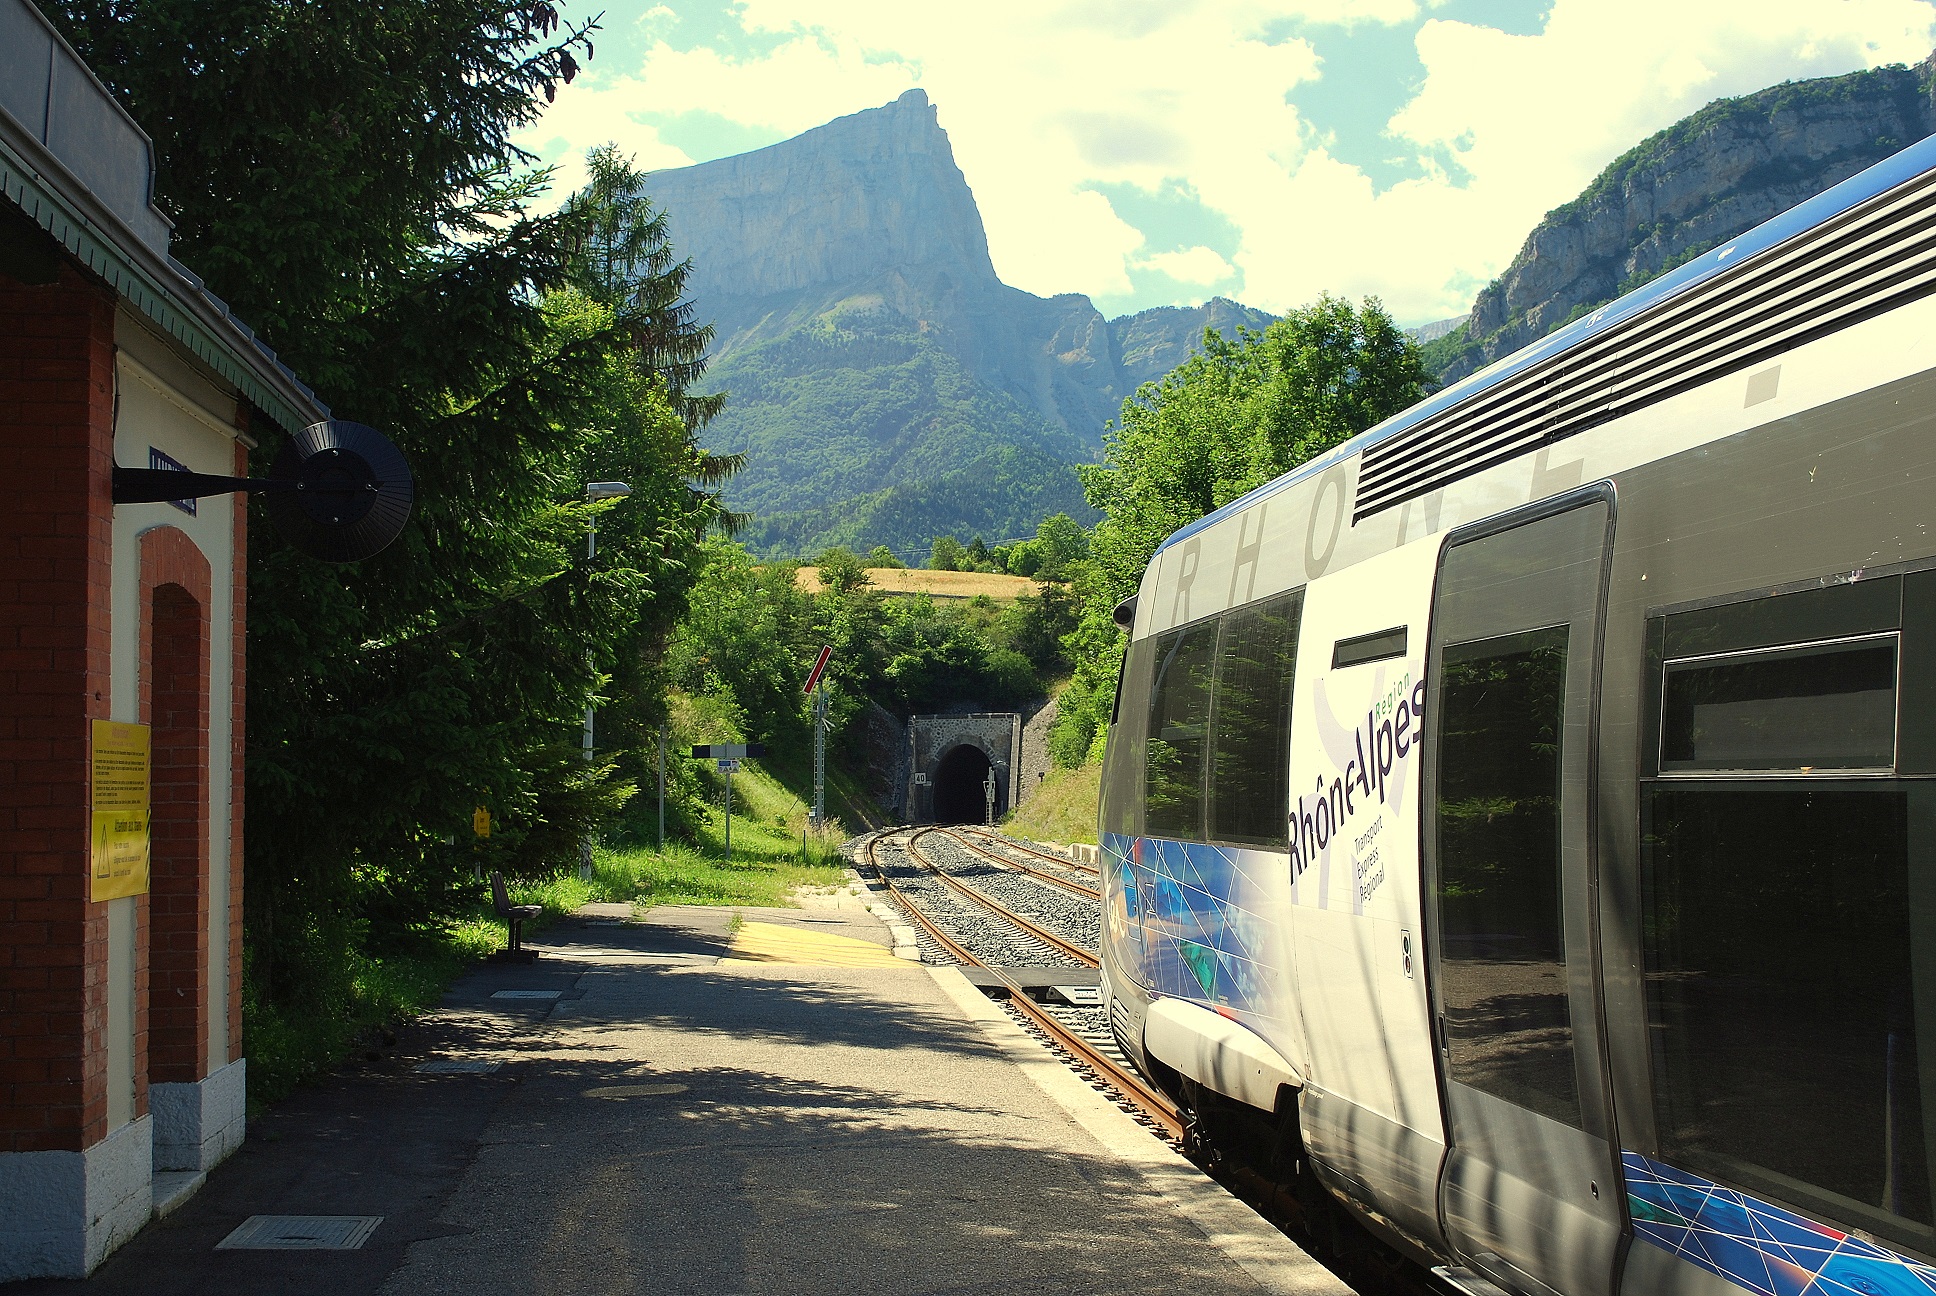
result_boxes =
[803,646,833,829]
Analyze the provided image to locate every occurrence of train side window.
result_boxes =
[1146,619,1217,840]
[1437,624,1581,1127]
[1659,635,1897,773]
[1101,638,1153,838]
[1208,591,1303,848]
[1642,578,1936,1256]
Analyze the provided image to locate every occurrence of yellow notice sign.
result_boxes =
[90,721,150,901]
[472,805,491,839]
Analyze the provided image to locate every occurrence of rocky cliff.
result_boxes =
[649,90,1126,448]
[645,91,1271,554]
[1427,57,1936,383]
[1113,297,1277,389]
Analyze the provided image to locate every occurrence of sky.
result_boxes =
[515,1,1936,326]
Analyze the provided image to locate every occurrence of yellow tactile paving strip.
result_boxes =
[718,920,908,968]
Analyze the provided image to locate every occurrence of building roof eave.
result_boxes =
[0,123,330,439]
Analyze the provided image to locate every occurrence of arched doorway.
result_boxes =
[147,579,208,1084]
[932,744,993,825]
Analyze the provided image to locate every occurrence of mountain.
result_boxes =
[1424,55,1936,384]
[645,91,1272,555]
[1113,298,1277,389]
[707,308,1092,554]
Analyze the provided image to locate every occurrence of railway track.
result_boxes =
[857,830,1183,1140]
[905,828,1099,965]
[952,824,1100,877]
[935,827,1101,901]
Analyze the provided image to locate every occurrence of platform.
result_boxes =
[9,887,1347,1295]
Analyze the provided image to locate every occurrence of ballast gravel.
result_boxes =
[864,832,1096,968]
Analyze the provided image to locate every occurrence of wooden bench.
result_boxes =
[489,871,542,963]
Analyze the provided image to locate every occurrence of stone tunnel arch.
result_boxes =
[931,743,995,825]
[906,712,1020,824]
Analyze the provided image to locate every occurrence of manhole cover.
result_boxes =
[415,1059,501,1074]
[217,1216,382,1250]
[583,1083,689,1099]
[490,990,560,1000]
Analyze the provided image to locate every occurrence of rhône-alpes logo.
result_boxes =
[1289,672,1425,881]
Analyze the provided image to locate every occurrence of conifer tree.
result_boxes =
[47,4,732,1034]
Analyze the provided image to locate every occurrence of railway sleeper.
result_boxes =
[960,966,1102,1006]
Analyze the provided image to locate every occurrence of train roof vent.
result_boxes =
[1356,165,1936,521]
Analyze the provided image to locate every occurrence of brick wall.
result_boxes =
[140,528,211,1086]
[0,265,118,1154]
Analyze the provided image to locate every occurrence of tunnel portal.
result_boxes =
[931,744,994,825]
[905,712,1020,825]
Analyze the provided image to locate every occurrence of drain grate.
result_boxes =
[584,1083,689,1099]
[217,1216,382,1251]
[489,990,560,1000]
[414,1059,501,1074]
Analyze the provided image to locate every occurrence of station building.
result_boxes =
[0,0,330,1276]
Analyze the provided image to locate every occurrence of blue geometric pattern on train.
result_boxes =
[1103,832,1282,1021]
[1623,1151,1936,1294]
[1102,831,1141,958]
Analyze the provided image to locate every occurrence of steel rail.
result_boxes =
[904,828,1099,968]
[937,827,1102,902]
[860,832,1184,1140]
[954,825,1100,875]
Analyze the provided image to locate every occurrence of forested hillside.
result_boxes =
[704,307,1094,555]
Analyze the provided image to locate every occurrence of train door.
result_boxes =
[1422,491,1625,1296]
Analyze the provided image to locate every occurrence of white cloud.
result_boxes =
[1139,245,1237,285]
[520,0,1936,322]
[513,65,697,197]
[1342,0,1936,318]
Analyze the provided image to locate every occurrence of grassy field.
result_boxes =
[588,760,851,907]
[795,567,1048,601]
[1003,760,1102,845]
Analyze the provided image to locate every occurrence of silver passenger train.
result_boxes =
[1098,133,1936,1295]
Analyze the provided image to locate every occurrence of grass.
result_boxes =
[589,760,851,907]
[1003,760,1102,845]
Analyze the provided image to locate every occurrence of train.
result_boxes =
[1096,131,1936,1296]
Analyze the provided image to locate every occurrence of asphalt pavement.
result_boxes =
[6,889,1345,1295]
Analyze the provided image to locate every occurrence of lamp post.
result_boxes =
[581,481,631,880]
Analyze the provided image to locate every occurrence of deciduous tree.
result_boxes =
[1055,296,1430,764]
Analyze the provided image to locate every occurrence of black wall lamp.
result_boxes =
[112,420,414,563]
